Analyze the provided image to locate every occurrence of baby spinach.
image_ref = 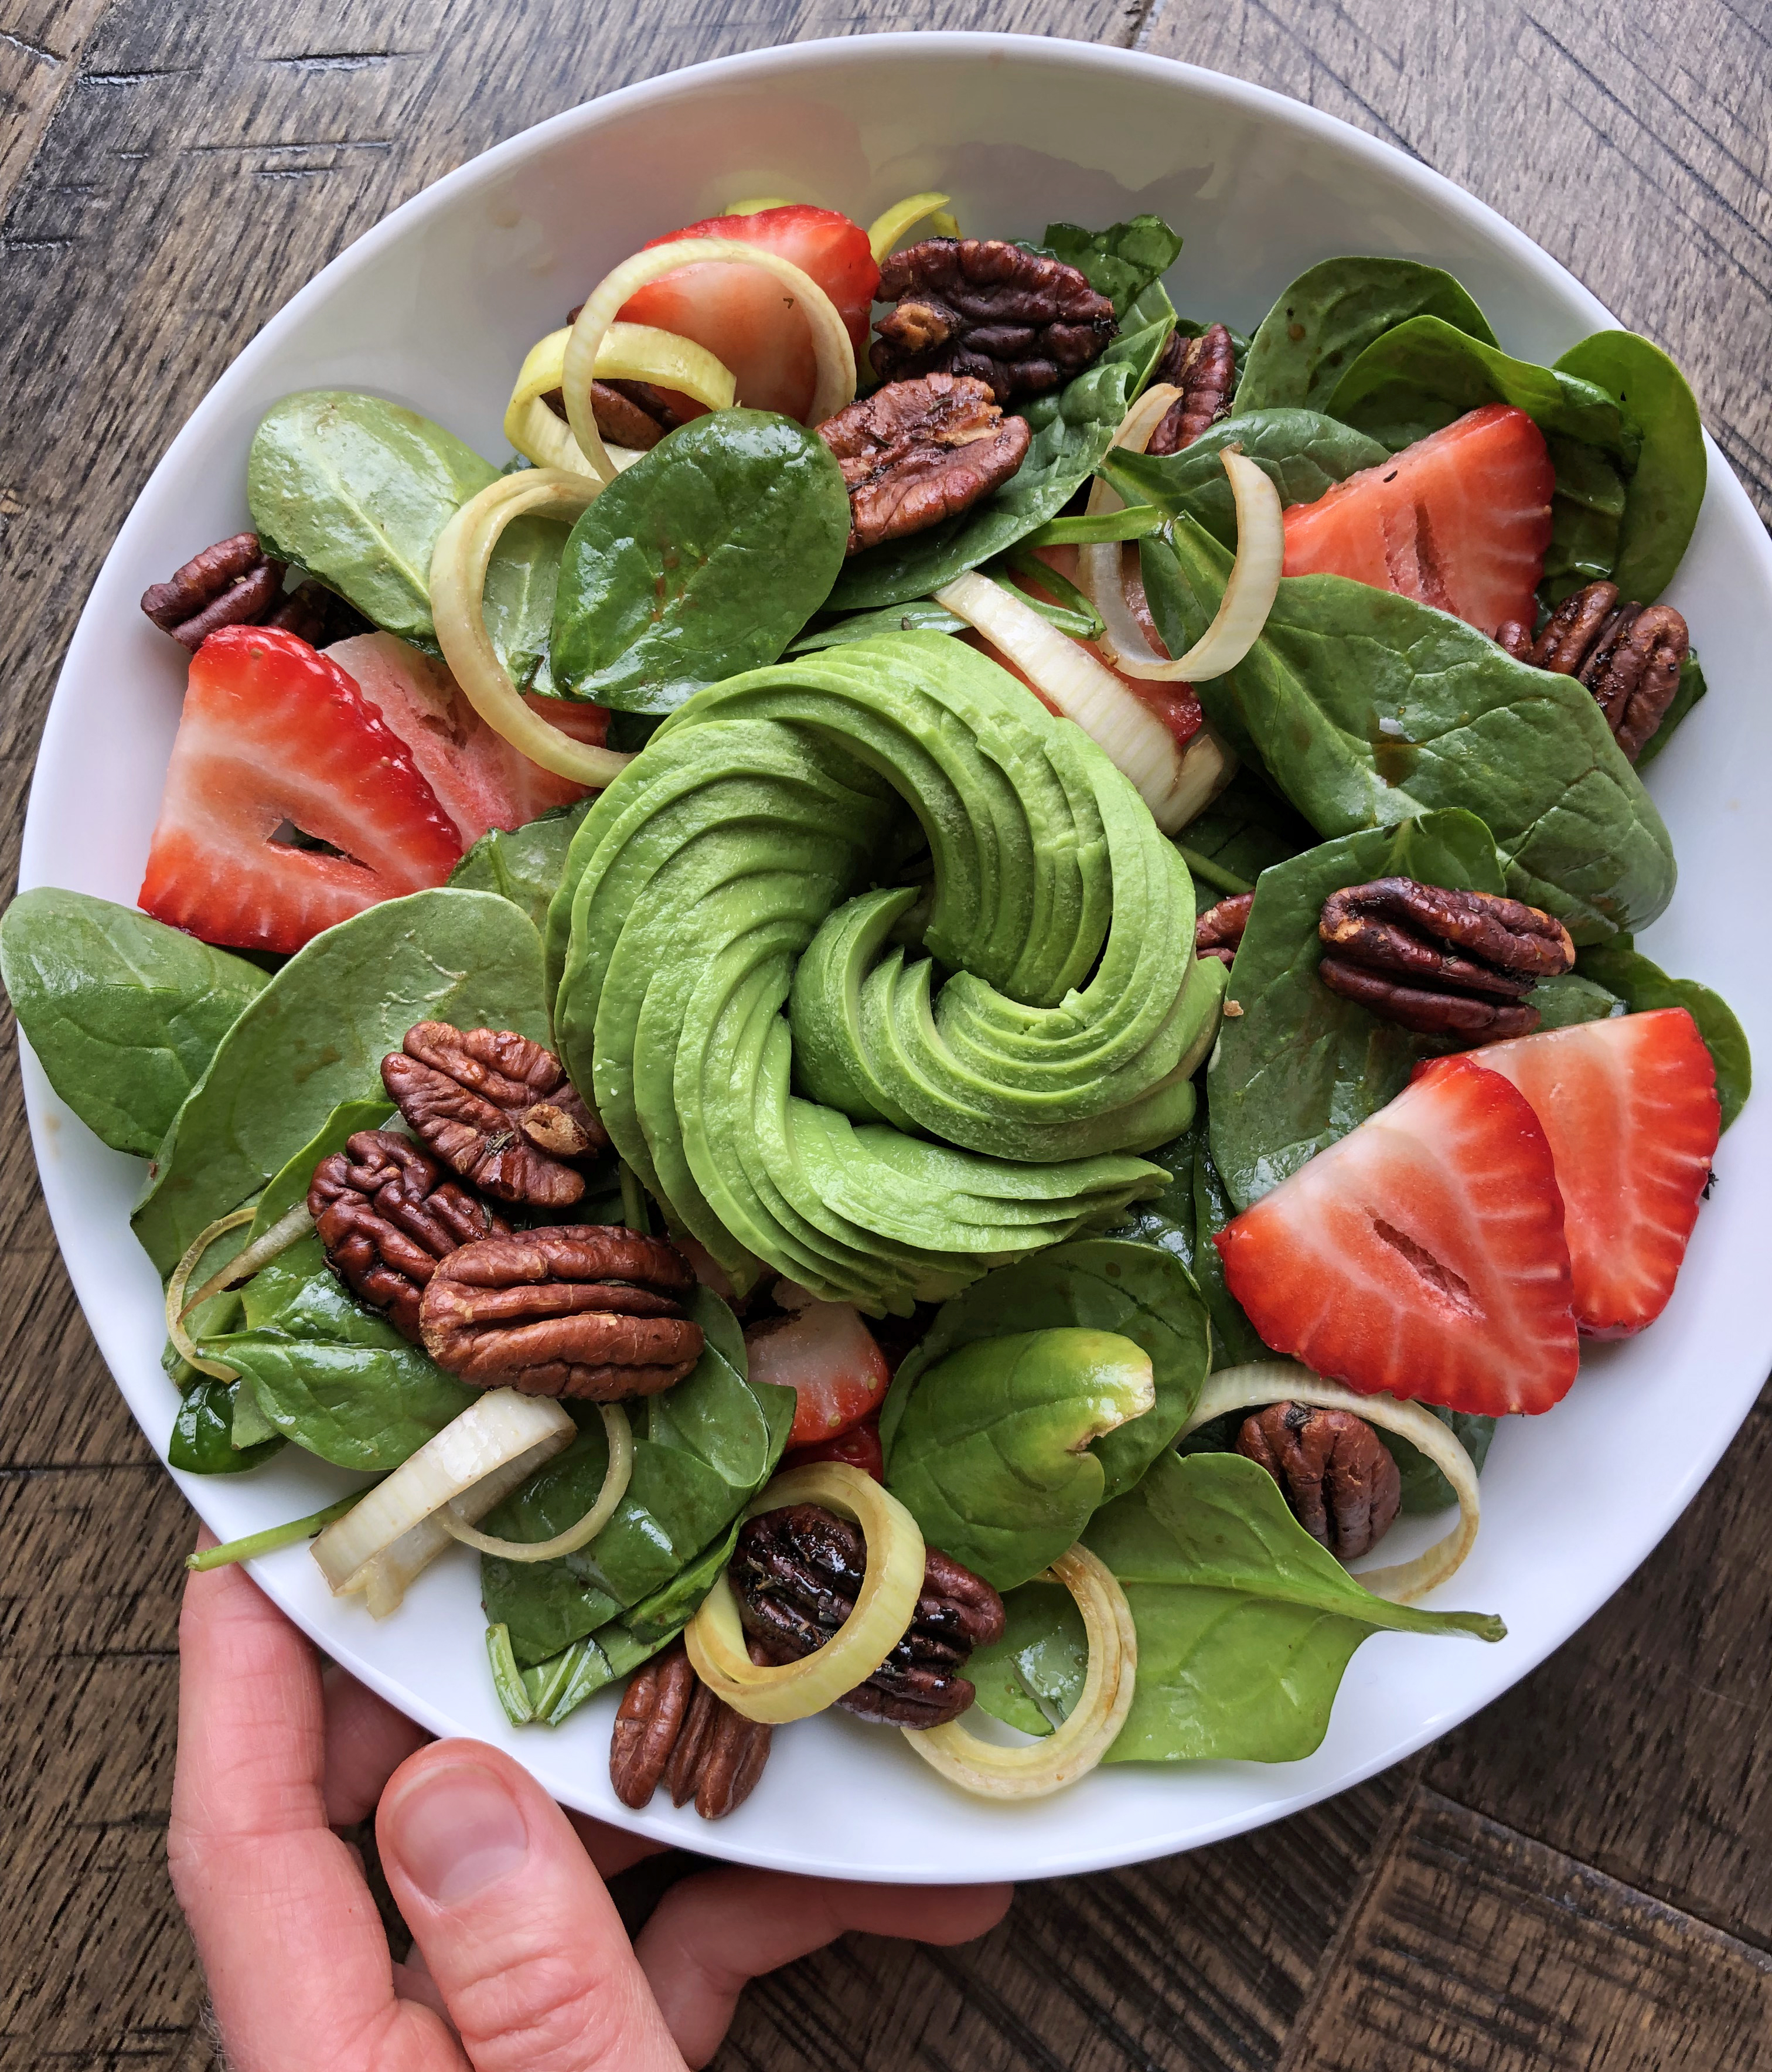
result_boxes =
[449,801,594,934]
[169,1379,285,1475]
[966,1576,1087,1734]
[1637,652,1707,770]
[788,601,968,652]
[481,513,569,693]
[881,1239,1209,1505]
[884,1326,1159,1591]
[1555,331,1706,603]
[1542,436,1628,601]
[1236,257,1497,415]
[1038,214,1183,318]
[972,1451,1502,1762]
[1143,522,1677,943]
[1387,1407,1498,1515]
[254,1097,395,1234]
[132,889,550,1274]
[1527,971,1624,1029]
[1170,765,1315,899]
[1189,1128,1272,1367]
[1577,937,1751,1131]
[827,321,1170,610]
[549,411,850,714]
[1103,410,1389,549]
[1,890,267,1158]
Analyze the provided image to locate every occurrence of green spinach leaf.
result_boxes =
[1386,1407,1498,1515]
[966,1576,1088,1734]
[132,889,550,1274]
[481,513,570,693]
[449,801,594,933]
[788,601,968,652]
[1236,257,1497,414]
[1,890,267,1158]
[169,1379,285,1475]
[1040,215,1183,318]
[1190,1128,1272,1367]
[881,1239,1209,1506]
[1143,522,1677,944]
[1542,434,1628,601]
[1576,938,1751,1131]
[549,411,850,714]
[1169,765,1316,899]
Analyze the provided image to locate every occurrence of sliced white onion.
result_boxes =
[437,1401,632,1560]
[901,1543,1136,1798]
[503,322,736,477]
[430,469,633,787]
[179,1201,315,1319]
[1079,393,1284,683]
[562,238,856,483]
[1183,1361,1483,1603]
[165,1206,257,1381]
[865,190,957,263]
[933,569,1200,834]
[312,1388,575,1615]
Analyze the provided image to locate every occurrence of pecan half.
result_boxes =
[1317,877,1575,1039]
[731,1504,1006,1729]
[609,1639,771,1820]
[1195,891,1255,968]
[419,1225,704,1398]
[382,1022,608,1209]
[308,1129,509,1341]
[817,374,1032,554]
[263,579,370,648]
[1146,324,1238,455]
[141,534,287,650]
[871,238,1117,403]
[1498,580,1690,762]
[1237,1403,1400,1560]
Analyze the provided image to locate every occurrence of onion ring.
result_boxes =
[865,190,959,263]
[165,1206,257,1381]
[438,1402,633,1561]
[503,322,736,476]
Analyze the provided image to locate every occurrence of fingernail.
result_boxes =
[386,1761,530,1906]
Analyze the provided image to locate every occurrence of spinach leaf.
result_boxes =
[1555,331,1706,603]
[1576,938,1751,1131]
[1528,971,1625,1029]
[1386,1407,1497,1515]
[966,1576,1088,1734]
[884,1326,1161,1590]
[549,412,850,715]
[1636,652,1707,770]
[132,889,550,1274]
[254,1097,395,1234]
[1325,315,1637,461]
[880,1239,1209,1506]
[1207,810,1507,1210]
[1169,765,1316,899]
[1040,215,1183,318]
[481,513,569,693]
[1099,1122,1198,1277]
[1143,522,1677,944]
[973,1452,1502,1761]
[1542,436,1628,601]
[1,890,267,1158]
[1103,410,1389,548]
[449,801,594,933]
[169,1379,285,1475]
[826,324,1168,610]
[1236,257,1497,415]
[788,601,967,652]
[1190,1129,1272,1367]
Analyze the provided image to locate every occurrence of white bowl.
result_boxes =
[18,32,1772,1884]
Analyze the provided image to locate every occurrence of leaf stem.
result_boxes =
[1174,845,1253,897]
[186,1491,366,1571]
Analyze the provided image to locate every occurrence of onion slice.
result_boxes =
[933,569,1204,835]
[438,1402,633,1561]
[1181,1361,1483,1603]
[503,322,737,476]
[430,469,633,788]
[865,190,958,263]
[179,1200,315,1320]
[684,1462,926,1723]
[902,1544,1136,1799]
[312,1388,575,1614]
[562,239,856,482]
[165,1206,257,1381]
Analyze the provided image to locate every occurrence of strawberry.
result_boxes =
[1215,1053,1579,1416]
[1459,1009,1720,1338]
[1281,403,1554,636]
[138,626,463,955]
[326,632,605,843]
[620,205,879,422]
[782,1413,885,1482]
[744,1298,891,1447]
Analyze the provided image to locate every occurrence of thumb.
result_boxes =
[377,1740,683,2072]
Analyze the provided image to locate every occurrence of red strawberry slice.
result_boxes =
[1215,1053,1578,1416]
[619,205,879,422]
[1282,403,1554,636]
[1459,1009,1719,1338]
[744,1298,891,1447]
[326,632,605,843]
[138,626,463,955]
[783,1413,885,1482]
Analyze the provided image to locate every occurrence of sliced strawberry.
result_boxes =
[326,632,604,844]
[1282,403,1554,636]
[1215,1053,1578,1416]
[782,1413,885,1482]
[139,626,463,954]
[744,1298,890,1447]
[1460,1010,1719,1338]
[620,205,879,422]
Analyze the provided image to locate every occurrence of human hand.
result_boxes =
[168,1539,1011,2070]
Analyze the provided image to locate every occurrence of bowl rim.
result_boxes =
[19,28,1772,1883]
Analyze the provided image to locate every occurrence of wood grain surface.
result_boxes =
[2,3,1768,2067]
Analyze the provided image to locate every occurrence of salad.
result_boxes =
[3,188,1750,1818]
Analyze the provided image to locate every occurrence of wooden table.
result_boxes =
[3,4,1768,2065]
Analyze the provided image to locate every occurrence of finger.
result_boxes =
[379,1740,685,2072]
[636,1869,1013,2068]
[171,1539,460,2072]
[566,1810,671,1880]
[323,1665,432,1826]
